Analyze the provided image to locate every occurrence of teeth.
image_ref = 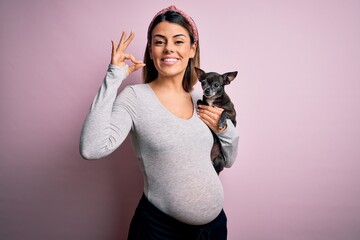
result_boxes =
[163,58,178,62]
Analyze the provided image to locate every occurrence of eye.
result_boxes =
[154,40,165,46]
[214,83,220,88]
[175,40,184,45]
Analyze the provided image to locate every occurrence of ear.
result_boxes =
[223,71,238,85]
[190,42,197,58]
[195,67,205,81]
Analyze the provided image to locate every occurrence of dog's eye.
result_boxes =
[201,81,206,86]
[214,83,220,88]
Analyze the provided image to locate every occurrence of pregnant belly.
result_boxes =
[146,163,225,225]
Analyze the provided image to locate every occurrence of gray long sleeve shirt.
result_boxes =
[80,65,239,225]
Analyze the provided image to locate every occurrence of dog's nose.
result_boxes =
[205,89,210,95]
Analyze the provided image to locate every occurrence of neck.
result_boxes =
[151,75,185,94]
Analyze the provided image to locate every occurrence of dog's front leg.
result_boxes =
[197,98,208,107]
[218,111,229,129]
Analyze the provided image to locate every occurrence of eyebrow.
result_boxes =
[153,34,187,39]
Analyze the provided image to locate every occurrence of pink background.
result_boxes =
[1,0,360,239]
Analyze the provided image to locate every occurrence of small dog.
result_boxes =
[196,68,237,174]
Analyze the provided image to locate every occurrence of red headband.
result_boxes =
[148,5,199,42]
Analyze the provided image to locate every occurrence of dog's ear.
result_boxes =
[195,67,206,81]
[223,71,238,85]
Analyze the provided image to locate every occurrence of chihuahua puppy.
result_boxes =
[196,68,237,174]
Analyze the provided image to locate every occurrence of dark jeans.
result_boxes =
[128,193,227,240]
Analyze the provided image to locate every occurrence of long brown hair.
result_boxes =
[143,10,200,92]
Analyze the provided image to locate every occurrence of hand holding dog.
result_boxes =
[197,105,227,133]
[111,31,145,76]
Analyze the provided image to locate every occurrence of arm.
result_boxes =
[215,119,239,168]
[79,31,145,159]
[79,65,135,159]
[197,105,239,168]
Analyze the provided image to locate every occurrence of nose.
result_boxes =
[205,88,210,95]
[164,42,174,53]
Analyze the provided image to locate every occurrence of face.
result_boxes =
[150,21,197,80]
[200,72,225,99]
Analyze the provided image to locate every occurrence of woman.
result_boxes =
[80,5,239,240]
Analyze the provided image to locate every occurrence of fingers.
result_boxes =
[197,105,225,133]
[111,31,138,67]
[122,53,144,66]
[123,53,138,63]
[111,31,145,75]
[123,53,146,75]
[116,31,126,51]
[116,31,135,52]
[127,54,146,74]
[127,62,146,75]
[123,32,135,49]
[111,40,115,56]
[198,105,224,117]
[198,106,218,123]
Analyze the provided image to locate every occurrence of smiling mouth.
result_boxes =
[161,58,179,64]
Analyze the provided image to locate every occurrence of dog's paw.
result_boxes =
[218,119,227,129]
[218,123,226,129]
[218,112,228,129]
[197,99,206,106]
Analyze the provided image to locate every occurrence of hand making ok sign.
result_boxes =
[111,31,145,76]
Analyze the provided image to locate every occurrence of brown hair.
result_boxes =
[143,10,200,92]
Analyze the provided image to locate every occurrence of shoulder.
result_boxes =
[115,84,148,113]
[127,83,148,91]
[118,83,151,101]
[124,83,150,97]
